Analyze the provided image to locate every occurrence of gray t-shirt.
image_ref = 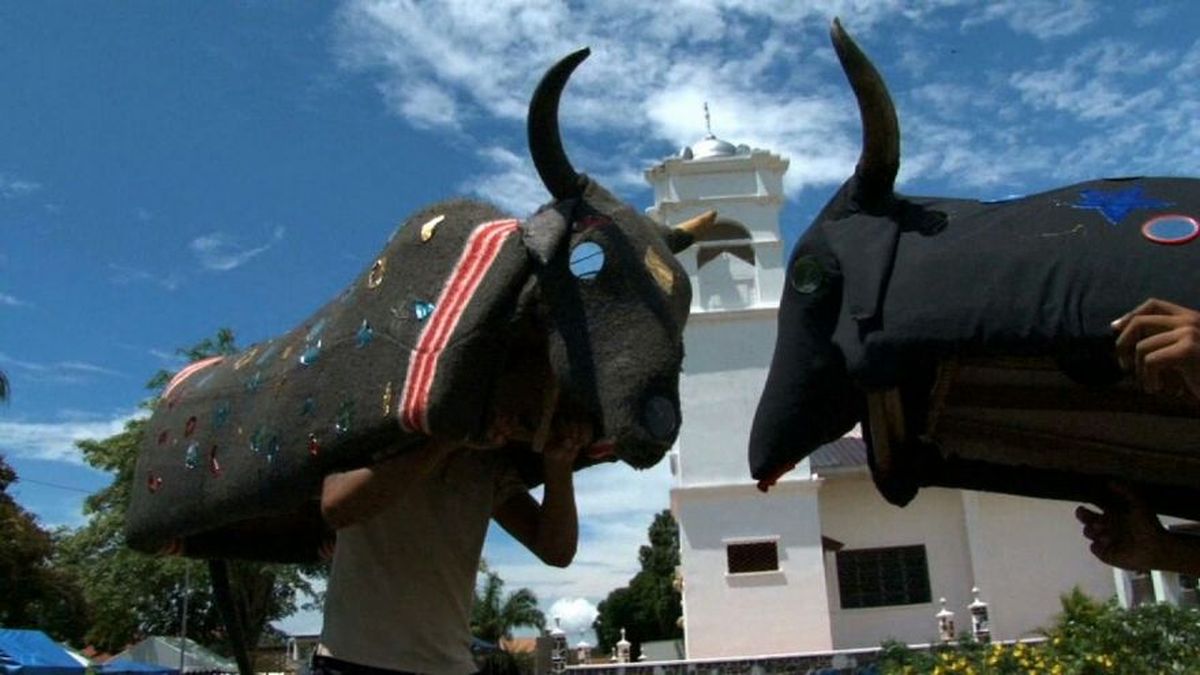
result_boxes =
[320,449,526,674]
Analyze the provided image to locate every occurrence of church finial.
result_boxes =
[704,102,713,138]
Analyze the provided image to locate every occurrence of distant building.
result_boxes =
[646,130,1193,659]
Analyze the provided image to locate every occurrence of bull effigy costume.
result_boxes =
[751,19,1200,519]
[125,49,715,673]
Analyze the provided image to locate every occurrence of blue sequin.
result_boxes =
[213,401,231,429]
[306,317,328,343]
[356,320,374,348]
[1072,186,1172,225]
[245,370,263,392]
[255,341,280,368]
[266,435,280,462]
[301,396,316,417]
[300,341,322,366]
[414,301,435,321]
[251,427,267,454]
[335,401,354,436]
[185,442,200,469]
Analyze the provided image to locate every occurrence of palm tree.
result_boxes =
[471,563,546,645]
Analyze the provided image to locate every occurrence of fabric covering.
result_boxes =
[126,199,531,561]
[110,638,233,674]
[0,630,86,675]
[97,661,178,675]
[751,177,1200,515]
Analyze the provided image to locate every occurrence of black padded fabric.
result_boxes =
[752,177,1200,486]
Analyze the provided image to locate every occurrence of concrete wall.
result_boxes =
[673,482,832,658]
[819,476,975,649]
[961,491,1117,639]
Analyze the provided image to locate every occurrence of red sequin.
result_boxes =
[147,473,163,493]
[185,416,198,437]
[308,433,320,456]
[208,445,222,476]
[157,430,169,445]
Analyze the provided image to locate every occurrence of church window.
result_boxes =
[836,545,931,609]
[695,219,756,309]
[726,540,779,574]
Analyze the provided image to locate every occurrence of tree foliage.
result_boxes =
[593,510,682,658]
[0,454,89,643]
[58,329,321,655]
[878,587,1200,674]
[472,560,545,645]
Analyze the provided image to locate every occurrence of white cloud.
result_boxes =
[961,0,1099,40]
[547,597,599,636]
[0,173,42,199]
[0,352,125,385]
[190,226,285,272]
[108,263,183,291]
[0,409,143,464]
[0,292,30,308]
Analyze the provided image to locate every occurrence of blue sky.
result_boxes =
[3,0,1199,640]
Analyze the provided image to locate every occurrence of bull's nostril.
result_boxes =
[643,396,677,441]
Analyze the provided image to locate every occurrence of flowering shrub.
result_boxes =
[877,588,1200,674]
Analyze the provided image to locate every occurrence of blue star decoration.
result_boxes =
[1072,186,1172,225]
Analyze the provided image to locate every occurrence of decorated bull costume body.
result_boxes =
[127,49,715,563]
[751,20,1200,519]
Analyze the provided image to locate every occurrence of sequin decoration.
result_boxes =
[308,433,321,456]
[147,472,163,493]
[245,370,264,392]
[413,301,435,321]
[420,214,445,242]
[266,435,280,462]
[184,416,198,437]
[382,381,394,417]
[208,445,222,476]
[306,317,328,344]
[300,341,322,367]
[301,397,316,417]
[185,442,200,469]
[644,247,674,293]
[367,258,387,289]
[791,256,824,294]
[213,402,231,429]
[356,320,374,348]
[157,430,170,445]
[1141,214,1200,245]
[335,401,355,436]
[251,427,267,454]
[255,341,280,368]
[233,346,260,371]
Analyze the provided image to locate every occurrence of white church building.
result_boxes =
[646,131,1196,659]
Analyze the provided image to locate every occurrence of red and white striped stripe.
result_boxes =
[399,219,520,433]
[162,356,225,401]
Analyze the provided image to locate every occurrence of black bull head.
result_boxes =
[126,49,717,562]
[751,20,1200,519]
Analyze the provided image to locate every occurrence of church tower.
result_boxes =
[646,123,834,657]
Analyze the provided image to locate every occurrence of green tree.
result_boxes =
[0,454,89,642]
[593,510,682,658]
[58,329,321,657]
[471,560,546,645]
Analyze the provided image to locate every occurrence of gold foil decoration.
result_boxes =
[644,247,674,293]
[367,258,386,289]
[233,346,260,371]
[382,381,394,417]
[420,214,445,242]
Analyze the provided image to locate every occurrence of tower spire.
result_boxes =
[704,102,714,138]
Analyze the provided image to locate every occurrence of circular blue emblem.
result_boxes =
[1141,214,1200,245]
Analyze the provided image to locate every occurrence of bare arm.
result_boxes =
[492,422,585,568]
[321,438,458,530]
[1076,483,1200,577]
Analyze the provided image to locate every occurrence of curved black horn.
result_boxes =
[831,19,899,207]
[528,48,590,200]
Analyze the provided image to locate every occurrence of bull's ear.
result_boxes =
[664,210,718,253]
[522,200,576,266]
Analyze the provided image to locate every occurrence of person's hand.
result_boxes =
[1112,298,1200,400]
[1075,483,1168,571]
[542,417,590,471]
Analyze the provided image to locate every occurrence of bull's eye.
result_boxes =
[569,241,605,281]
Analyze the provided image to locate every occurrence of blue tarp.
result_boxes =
[98,660,178,675]
[0,630,85,675]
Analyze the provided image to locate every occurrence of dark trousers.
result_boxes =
[310,654,422,675]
